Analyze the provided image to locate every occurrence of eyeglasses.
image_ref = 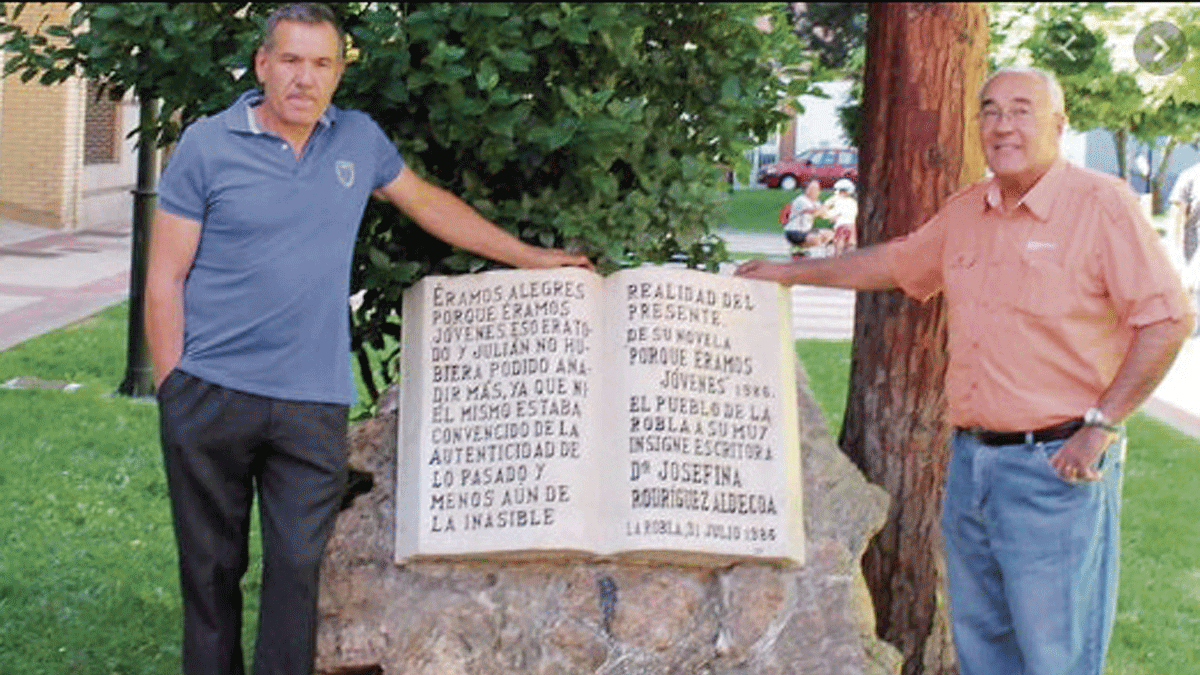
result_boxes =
[978,104,1037,126]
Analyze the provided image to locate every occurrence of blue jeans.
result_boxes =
[941,429,1124,675]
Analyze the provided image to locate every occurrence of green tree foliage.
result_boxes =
[2,2,809,404]
[1168,4,1200,106]
[0,3,260,144]
[788,2,867,146]
[996,3,1200,213]
[1013,5,1143,177]
[789,2,866,75]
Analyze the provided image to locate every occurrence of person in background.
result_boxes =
[144,4,590,674]
[737,67,1193,675]
[824,178,858,256]
[783,179,830,256]
[1169,160,1200,336]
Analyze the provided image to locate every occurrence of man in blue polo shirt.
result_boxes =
[144,4,590,675]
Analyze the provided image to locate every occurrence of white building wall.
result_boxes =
[792,80,853,152]
[82,95,139,229]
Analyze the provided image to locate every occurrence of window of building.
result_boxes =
[84,80,121,165]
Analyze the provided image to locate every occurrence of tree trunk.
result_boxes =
[1114,129,1129,181]
[841,5,988,675]
[1152,137,1177,217]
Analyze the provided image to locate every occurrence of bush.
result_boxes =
[2,2,811,402]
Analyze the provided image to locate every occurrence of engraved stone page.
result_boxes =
[396,267,604,561]
[608,267,803,564]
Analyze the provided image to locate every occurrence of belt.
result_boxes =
[956,418,1084,446]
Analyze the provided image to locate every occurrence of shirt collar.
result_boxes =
[226,89,337,135]
[984,158,1068,221]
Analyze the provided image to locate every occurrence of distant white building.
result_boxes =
[790,80,853,152]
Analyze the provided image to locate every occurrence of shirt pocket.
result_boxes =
[993,251,1075,317]
[943,250,980,307]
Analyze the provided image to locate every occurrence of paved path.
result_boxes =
[0,220,131,352]
[0,221,1195,439]
[1144,337,1200,440]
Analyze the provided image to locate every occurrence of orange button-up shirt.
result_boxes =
[887,160,1194,431]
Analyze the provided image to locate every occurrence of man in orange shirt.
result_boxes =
[738,68,1194,675]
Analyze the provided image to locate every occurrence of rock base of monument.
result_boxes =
[316,364,901,675]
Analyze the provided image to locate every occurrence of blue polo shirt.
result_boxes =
[158,90,404,405]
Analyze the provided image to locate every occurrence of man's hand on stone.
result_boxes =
[512,246,594,272]
[735,259,795,285]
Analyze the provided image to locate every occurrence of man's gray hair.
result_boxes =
[261,3,345,59]
[979,67,1066,118]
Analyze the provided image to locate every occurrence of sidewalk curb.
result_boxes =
[0,270,130,353]
[1142,396,1200,440]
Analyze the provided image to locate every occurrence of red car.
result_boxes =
[758,147,858,190]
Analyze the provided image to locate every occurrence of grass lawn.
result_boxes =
[0,304,262,674]
[724,186,802,234]
[721,187,835,259]
[2,295,1198,672]
[795,340,854,437]
[793,339,1200,674]
[1108,415,1200,673]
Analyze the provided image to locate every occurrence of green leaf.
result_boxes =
[495,48,534,72]
[90,5,121,21]
[381,79,408,104]
[431,42,467,63]
[368,247,391,269]
[721,75,741,101]
[475,59,499,91]
[543,117,578,150]
[563,18,590,44]
[440,64,472,82]
[472,4,511,19]
[558,86,583,115]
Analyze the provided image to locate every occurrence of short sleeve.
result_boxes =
[157,122,209,222]
[1097,181,1193,327]
[365,117,404,190]
[886,213,947,302]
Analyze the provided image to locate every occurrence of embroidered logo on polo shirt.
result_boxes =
[335,160,355,188]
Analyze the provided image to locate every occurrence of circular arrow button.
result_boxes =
[1036,20,1099,75]
[1135,21,1186,76]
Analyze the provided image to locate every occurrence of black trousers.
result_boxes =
[157,370,348,675]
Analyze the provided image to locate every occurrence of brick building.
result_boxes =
[1,2,138,231]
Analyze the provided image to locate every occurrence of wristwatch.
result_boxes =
[1083,406,1119,432]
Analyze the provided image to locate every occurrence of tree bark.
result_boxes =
[1152,137,1177,216]
[1114,129,1129,180]
[841,5,988,675]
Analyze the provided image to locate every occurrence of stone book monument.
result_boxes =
[395,267,804,566]
[314,266,902,674]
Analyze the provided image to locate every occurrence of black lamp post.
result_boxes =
[117,93,157,397]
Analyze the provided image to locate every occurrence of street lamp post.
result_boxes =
[117,93,158,397]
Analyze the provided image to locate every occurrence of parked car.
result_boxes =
[758,147,858,190]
